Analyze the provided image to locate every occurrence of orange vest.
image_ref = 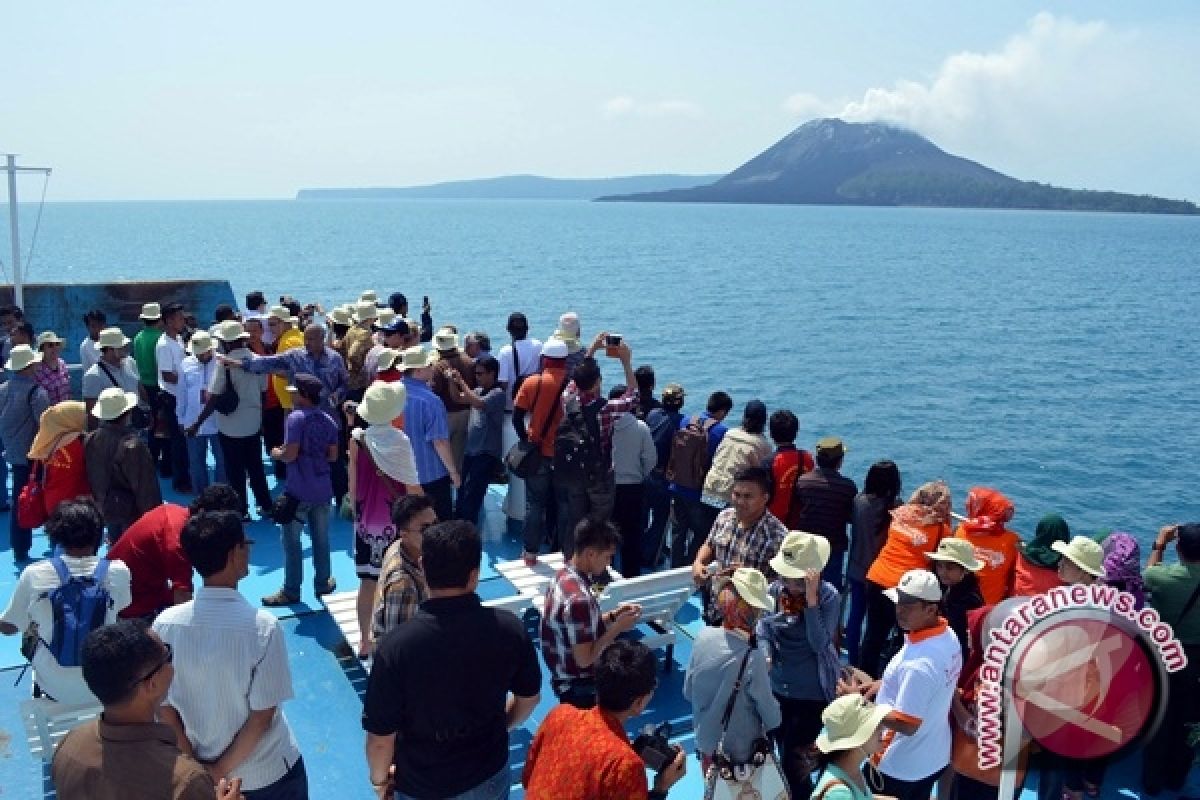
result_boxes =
[955,524,1021,605]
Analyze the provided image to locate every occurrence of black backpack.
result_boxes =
[553,396,604,487]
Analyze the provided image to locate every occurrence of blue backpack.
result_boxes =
[39,557,113,668]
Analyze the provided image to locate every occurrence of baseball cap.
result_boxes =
[542,339,569,359]
[884,569,942,603]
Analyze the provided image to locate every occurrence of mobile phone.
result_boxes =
[604,332,622,357]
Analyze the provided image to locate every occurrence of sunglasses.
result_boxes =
[133,642,174,685]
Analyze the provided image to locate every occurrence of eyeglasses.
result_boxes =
[133,642,174,685]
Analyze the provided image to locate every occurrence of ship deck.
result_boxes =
[0,477,1176,798]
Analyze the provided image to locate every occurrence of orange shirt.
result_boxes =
[955,524,1021,605]
[514,366,568,458]
[866,520,948,589]
[1014,552,1062,597]
[522,704,650,800]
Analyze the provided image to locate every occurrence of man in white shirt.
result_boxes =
[869,569,963,800]
[154,510,308,798]
[176,331,225,493]
[79,309,107,373]
[156,302,191,492]
[495,312,542,523]
[0,499,132,705]
[82,327,145,430]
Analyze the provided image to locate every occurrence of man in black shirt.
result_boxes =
[363,520,542,799]
[791,436,858,590]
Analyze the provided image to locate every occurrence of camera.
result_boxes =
[632,721,676,772]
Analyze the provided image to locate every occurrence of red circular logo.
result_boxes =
[1011,617,1158,759]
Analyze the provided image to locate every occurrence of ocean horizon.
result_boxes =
[4,198,1199,543]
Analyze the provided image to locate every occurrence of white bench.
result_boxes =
[494,552,622,599]
[20,697,101,762]
[596,567,695,668]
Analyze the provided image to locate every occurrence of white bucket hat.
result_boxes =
[1052,536,1107,578]
[375,348,401,373]
[92,387,140,421]
[375,308,397,328]
[357,381,407,425]
[815,694,893,753]
[36,331,64,349]
[399,346,434,370]
[928,538,985,571]
[541,338,569,359]
[187,331,215,356]
[360,290,379,304]
[267,305,292,322]
[139,302,162,320]
[770,531,831,578]
[885,569,943,603]
[97,327,131,349]
[434,327,459,352]
[5,344,41,372]
[213,320,249,343]
[716,567,775,613]
[327,306,353,327]
[354,300,379,323]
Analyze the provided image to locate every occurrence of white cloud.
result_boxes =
[601,96,701,119]
[776,13,1200,198]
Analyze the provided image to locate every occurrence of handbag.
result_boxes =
[269,492,301,525]
[702,637,790,800]
[504,371,568,480]
[16,460,49,530]
[211,367,240,415]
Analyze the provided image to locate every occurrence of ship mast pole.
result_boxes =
[3,154,52,308]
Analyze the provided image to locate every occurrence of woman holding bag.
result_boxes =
[22,401,92,528]
[348,381,422,658]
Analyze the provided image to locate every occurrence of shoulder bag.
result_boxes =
[17,459,49,530]
[211,366,240,415]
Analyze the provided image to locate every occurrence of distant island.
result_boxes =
[597,119,1198,214]
[295,174,722,201]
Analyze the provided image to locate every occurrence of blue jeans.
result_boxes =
[186,433,226,493]
[394,765,510,800]
[241,756,308,800]
[456,452,499,525]
[282,500,332,597]
[8,462,31,558]
[844,577,868,666]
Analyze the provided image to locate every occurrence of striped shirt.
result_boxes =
[153,587,301,791]
[401,376,450,483]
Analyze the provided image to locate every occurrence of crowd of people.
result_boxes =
[0,291,1196,800]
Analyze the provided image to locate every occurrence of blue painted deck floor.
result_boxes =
[0,470,1192,799]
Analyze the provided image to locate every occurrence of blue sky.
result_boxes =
[6,2,1199,201]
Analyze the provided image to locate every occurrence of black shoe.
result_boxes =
[315,578,337,597]
[262,590,301,607]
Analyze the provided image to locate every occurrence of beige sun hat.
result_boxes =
[357,381,407,425]
[552,329,582,354]
[715,567,775,612]
[187,331,215,356]
[327,306,353,327]
[354,300,379,323]
[770,531,831,578]
[1052,536,1107,578]
[139,302,162,320]
[213,320,249,343]
[5,344,41,372]
[267,305,292,322]
[360,290,379,305]
[36,331,64,349]
[399,345,434,370]
[97,327,131,349]
[375,308,397,328]
[434,327,459,352]
[884,569,942,603]
[375,348,401,373]
[928,538,985,571]
[815,694,894,754]
[92,387,139,421]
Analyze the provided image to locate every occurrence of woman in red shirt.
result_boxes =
[26,401,92,519]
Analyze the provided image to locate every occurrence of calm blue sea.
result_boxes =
[10,199,1200,542]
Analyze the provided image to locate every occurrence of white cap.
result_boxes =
[884,569,942,603]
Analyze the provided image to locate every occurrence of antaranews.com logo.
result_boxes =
[975,584,1185,772]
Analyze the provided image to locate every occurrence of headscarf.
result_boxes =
[1099,532,1146,609]
[27,401,86,462]
[716,585,758,634]
[890,480,951,528]
[962,487,1015,536]
[1020,513,1070,569]
[958,604,995,698]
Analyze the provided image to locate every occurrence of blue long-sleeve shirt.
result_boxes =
[240,347,348,415]
[684,627,781,762]
[757,580,841,701]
